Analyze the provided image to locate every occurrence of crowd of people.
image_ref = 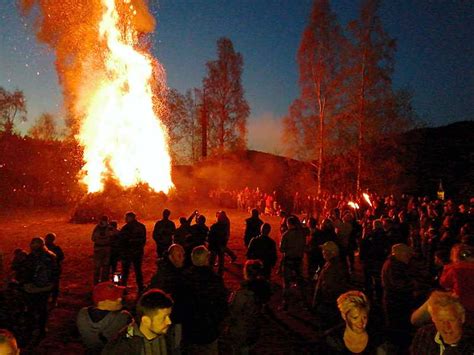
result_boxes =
[0,192,473,354]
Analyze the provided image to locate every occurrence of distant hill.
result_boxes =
[174,121,473,200]
[397,120,474,199]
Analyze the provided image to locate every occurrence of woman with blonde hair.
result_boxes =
[323,290,393,354]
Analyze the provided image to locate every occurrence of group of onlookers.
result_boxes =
[0,192,473,354]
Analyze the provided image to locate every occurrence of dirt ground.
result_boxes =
[0,207,335,354]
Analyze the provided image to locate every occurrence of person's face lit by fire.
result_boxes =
[344,307,368,334]
[142,308,172,336]
[169,247,185,268]
[431,305,464,345]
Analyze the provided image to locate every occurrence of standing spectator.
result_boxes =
[306,218,328,277]
[279,216,308,311]
[108,220,120,275]
[224,260,271,354]
[76,281,132,354]
[244,209,264,248]
[102,289,173,354]
[173,217,192,247]
[91,216,113,285]
[119,212,146,294]
[411,291,474,354]
[381,243,415,352]
[312,241,350,328]
[153,209,176,258]
[246,223,277,280]
[148,244,187,355]
[186,215,209,265]
[219,211,238,263]
[359,220,390,302]
[182,246,228,354]
[209,212,232,275]
[24,237,58,343]
[44,232,64,306]
[11,248,29,284]
[335,212,353,272]
[0,329,20,355]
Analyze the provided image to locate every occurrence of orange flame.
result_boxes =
[76,0,173,193]
[363,193,373,207]
[348,201,359,209]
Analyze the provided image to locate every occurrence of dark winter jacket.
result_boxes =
[181,266,228,345]
[208,222,229,252]
[119,220,146,259]
[246,234,277,276]
[225,279,271,347]
[381,256,414,307]
[280,227,307,259]
[148,258,186,324]
[313,257,349,307]
[244,217,263,247]
[411,324,474,355]
[153,219,176,251]
[101,323,168,355]
[77,307,132,352]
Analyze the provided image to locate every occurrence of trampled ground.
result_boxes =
[0,207,331,354]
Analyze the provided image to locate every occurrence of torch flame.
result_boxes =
[76,0,173,193]
[348,201,359,209]
[363,193,373,208]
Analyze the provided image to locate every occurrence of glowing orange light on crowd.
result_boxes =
[76,0,173,193]
[363,193,373,207]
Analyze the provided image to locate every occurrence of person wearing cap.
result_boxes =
[381,243,415,352]
[102,289,173,355]
[312,241,350,328]
[76,281,131,353]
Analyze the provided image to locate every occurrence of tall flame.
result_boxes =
[76,0,173,193]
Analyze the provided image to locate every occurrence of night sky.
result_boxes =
[0,0,473,153]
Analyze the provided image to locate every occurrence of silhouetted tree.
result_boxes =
[346,0,397,191]
[0,87,27,134]
[203,37,249,153]
[284,0,348,194]
[28,113,60,140]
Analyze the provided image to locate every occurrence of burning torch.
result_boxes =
[348,201,360,220]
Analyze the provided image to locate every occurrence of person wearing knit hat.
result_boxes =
[77,282,132,353]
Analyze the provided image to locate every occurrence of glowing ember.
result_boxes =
[363,193,373,207]
[76,0,173,193]
[348,201,359,209]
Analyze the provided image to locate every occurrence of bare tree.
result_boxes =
[284,0,348,194]
[0,87,27,134]
[29,113,60,140]
[203,38,249,154]
[346,0,396,191]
